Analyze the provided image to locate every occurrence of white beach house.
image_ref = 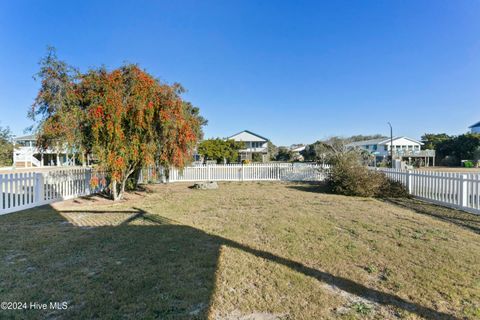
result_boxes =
[12,134,79,167]
[346,136,436,166]
[228,130,269,162]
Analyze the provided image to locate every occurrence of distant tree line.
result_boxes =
[0,125,14,167]
[421,133,480,166]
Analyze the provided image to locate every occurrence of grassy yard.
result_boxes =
[1,182,479,319]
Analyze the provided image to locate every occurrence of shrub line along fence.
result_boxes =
[1,163,328,215]
[373,167,480,215]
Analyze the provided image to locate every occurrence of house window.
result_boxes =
[365,145,369,149]
[16,140,30,147]
[252,142,262,148]
[384,145,388,151]
[373,145,377,151]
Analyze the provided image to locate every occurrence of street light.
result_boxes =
[387,122,393,168]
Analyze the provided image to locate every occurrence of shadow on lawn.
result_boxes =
[0,206,459,320]
[285,181,331,194]
[383,198,480,235]
[289,182,480,235]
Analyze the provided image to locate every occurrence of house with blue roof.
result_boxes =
[469,121,480,134]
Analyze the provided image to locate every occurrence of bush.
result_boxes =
[463,160,474,168]
[252,152,263,162]
[327,152,409,198]
[440,155,459,167]
[379,179,410,198]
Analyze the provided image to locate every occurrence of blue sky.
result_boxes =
[1,0,479,146]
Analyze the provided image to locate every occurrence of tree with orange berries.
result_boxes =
[31,48,204,200]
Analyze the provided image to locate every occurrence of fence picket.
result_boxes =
[374,167,480,215]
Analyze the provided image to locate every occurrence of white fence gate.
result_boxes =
[0,168,107,215]
[374,168,480,214]
[139,163,330,183]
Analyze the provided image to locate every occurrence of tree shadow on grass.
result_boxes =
[0,206,460,320]
[382,198,480,235]
[285,181,331,194]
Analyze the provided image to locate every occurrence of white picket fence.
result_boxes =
[139,163,330,183]
[374,168,480,214]
[0,168,107,215]
[1,163,327,215]
[3,164,479,216]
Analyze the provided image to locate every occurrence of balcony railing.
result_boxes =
[392,149,435,157]
[239,147,268,153]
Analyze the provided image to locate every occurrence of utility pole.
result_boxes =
[387,122,393,168]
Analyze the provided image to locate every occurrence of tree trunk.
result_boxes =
[110,165,138,201]
[112,181,120,201]
[120,177,127,198]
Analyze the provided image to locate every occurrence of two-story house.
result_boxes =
[12,134,79,167]
[346,136,435,166]
[228,130,269,162]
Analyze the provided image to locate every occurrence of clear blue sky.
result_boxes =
[1,0,479,146]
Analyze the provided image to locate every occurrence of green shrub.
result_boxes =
[252,152,263,162]
[125,177,137,190]
[327,152,409,198]
[464,160,474,168]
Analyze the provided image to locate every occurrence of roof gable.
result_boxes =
[469,121,480,128]
[228,130,269,142]
[13,134,37,141]
[377,136,423,145]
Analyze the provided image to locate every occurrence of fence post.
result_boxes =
[406,170,412,194]
[0,174,2,210]
[34,173,44,205]
[85,169,92,195]
[207,164,211,181]
[241,164,244,181]
[460,174,468,208]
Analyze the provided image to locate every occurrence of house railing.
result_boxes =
[14,152,41,167]
[392,149,435,157]
[372,167,480,214]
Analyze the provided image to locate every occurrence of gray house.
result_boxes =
[228,130,269,162]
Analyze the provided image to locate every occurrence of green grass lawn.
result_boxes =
[1,182,479,319]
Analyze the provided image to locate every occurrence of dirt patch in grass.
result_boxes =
[1,182,479,319]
